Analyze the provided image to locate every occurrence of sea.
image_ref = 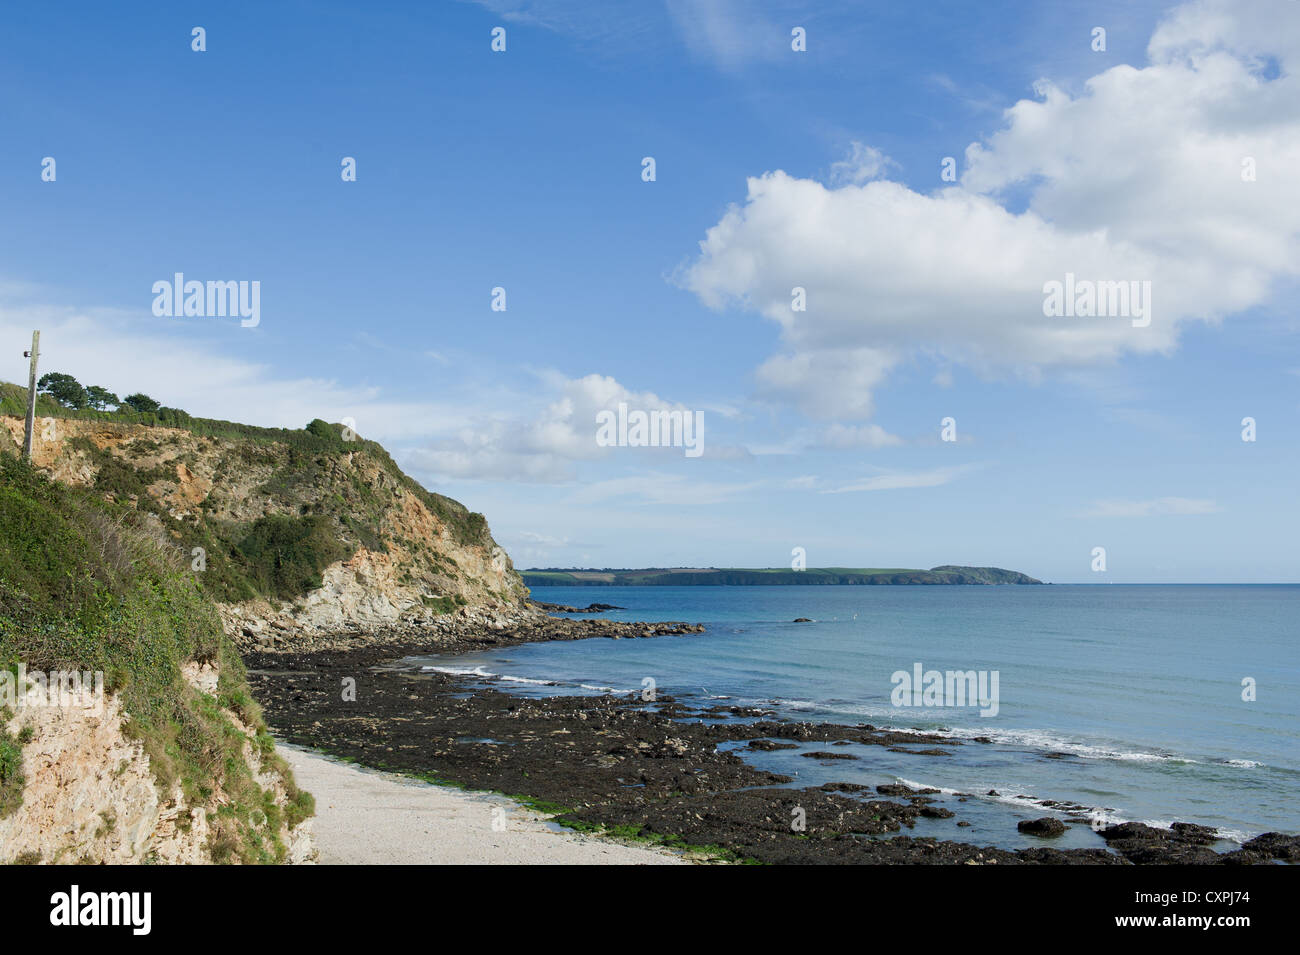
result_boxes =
[409,584,1299,850]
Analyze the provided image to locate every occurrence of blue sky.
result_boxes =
[2,0,1298,582]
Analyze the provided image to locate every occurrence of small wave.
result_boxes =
[708,696,1256,776]
[767,697,899,719]
[578,683,624,693]
[499,675,558,686]
[927,726,1200,766]
[421,664,494,677]
[894,776,1247,844]
[763,699,1199,764]
[421,665,621,694]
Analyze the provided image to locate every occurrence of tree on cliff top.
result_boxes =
[121,393,161,414]
[85,385,120,411]
[36,372,88,409]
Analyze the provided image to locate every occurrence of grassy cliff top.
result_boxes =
[0,381,491,550]
[0,380,522,610]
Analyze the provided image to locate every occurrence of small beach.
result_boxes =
[278,745,684,865]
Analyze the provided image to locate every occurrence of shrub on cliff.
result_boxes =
[236,514,353,602]
[0,455,312,861]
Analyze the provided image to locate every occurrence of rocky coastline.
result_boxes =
[230,603,702,656]
[243,612,1299,866]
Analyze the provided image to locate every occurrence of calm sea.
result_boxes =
[411,584,1299,850]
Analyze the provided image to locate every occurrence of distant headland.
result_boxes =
[521,566,1044,587]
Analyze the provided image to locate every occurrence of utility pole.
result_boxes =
[22,330,39,461]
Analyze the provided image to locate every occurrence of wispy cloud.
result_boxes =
[1082,497,1222,518]
[828,142,898,186]
[571,473,763,506]
[0,300,457,443]
[515,530,571,547]
[461,0,666,55]
[926,72,1006,114]
[823,464,977,494]
[664,0,788,71]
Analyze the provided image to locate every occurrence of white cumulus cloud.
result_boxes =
[680,0,1300,422]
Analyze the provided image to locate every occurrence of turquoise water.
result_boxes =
[413,585,1299,848]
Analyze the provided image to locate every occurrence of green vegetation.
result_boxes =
[420,593,466,615]
[1,379,503,609]
[0,380,494,555]
[237,514,352,602]
[37,372,91,410]
[543,812,757,863]
[522,566,1043,586]
[85,386,120,411]
[33,372,127,414]
[0,707,26,819]
[339,754,753,863]
[121,393,160,414]
[0,454,311,861]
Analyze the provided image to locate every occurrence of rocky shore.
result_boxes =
[231,604,703,656]
[243,615,1298,865]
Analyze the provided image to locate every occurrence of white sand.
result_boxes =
[279,745,685,865]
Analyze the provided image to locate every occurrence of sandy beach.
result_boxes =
[278,745,684,865]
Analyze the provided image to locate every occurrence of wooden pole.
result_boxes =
[22,330,39,461]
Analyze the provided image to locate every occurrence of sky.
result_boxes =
[1,0,1298,582]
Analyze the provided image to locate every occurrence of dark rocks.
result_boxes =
[238,608,704,657]
[1099,821,1226,864]
[1170,822,1218,845]
[819,782,870,793]
[877,783,916,796]
[529,599,624,614]
[746,739,797,751]
[1100,821,1164,842]
[1018,817,1068,838]
[1241,831,1300,862]
[801,750,859,760]
[793,617,813,623]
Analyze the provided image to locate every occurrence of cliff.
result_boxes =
[0,454,314,863]
[0,388,534,863]
[0,395,528,644]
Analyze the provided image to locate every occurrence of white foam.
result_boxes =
[499,675,557,686]
[421,664,494,677]
[894,776,1248,844]
[926,725,1200,766]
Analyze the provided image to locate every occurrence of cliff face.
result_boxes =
[0,661,314,865]
[0,453,316,864]
[0,414,528,642]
